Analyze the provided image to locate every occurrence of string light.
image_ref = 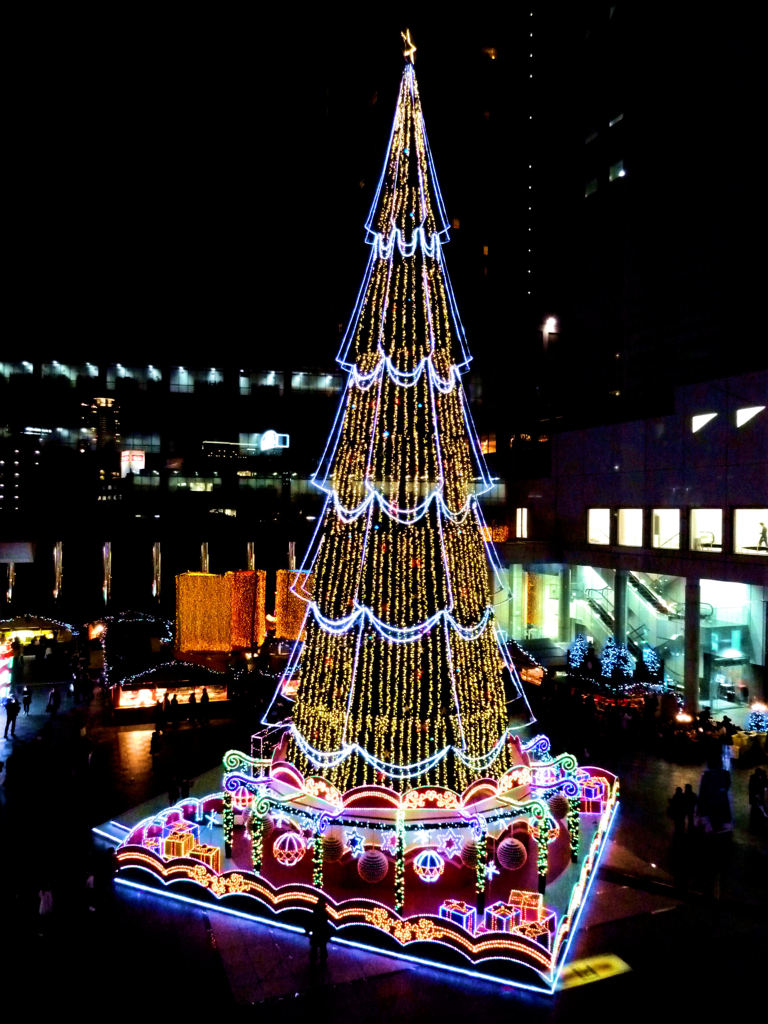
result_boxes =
[107,48,619,999]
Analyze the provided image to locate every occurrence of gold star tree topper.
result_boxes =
[401,28,416,63]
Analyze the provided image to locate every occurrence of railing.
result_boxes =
[693,531,721,551]
[584,588,614,629]
[653,532,680,550]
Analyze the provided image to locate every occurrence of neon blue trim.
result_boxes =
[114,876,553,994]
[551,798,620,989]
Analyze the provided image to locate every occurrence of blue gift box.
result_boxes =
[439,899,477,932]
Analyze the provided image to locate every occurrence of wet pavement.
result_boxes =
[1,679,766,1015]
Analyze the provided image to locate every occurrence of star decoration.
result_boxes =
[205,811,221,829]
[437,830,462,859]
[381,831,399,855]
[345,830,365,858]
[401,28,416,63]
[485,862,500,881]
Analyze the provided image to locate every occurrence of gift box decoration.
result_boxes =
[580,798,603,814]
[538,907,557,936]
[190,843,221,873]
[161,813,185,838]
[162,822,199,859]
[164,829,196,859]
[582,777,606,800]
[172,820,200,843]
[507,889,543,922]
[515,920,553,951]
[484,901,522,933]
[439,899,477,932]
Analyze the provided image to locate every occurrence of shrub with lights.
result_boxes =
[746,703,768,733]
[112,37,617,995]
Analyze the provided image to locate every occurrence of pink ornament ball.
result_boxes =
[460,837,480,868]
[358,848,389,883]
[322,829,345,863]
[548,795,570,820]
[496,837,528,871]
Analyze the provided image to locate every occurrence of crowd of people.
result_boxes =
[530,671,763,772]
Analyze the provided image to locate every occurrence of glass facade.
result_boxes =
[495,559,765,705]
[618,508,643,546]
[734,508,768,555]
[690,508,722,551]
[588,508,611,544]
[652,508,680,549]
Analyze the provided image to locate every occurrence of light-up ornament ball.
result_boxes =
[322,828,345,863]
[358,847,389,883]
[548,795,569,820]
[496,837,528,871]
[233,786,252,811]
[460,837,480,868]
[273,831,306,867]
[413,849,445,883]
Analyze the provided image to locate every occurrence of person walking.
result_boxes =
[307,894,332,967]
[200,686,210,725]
[46,686,60,716]
[668,786,686,836]
[22,687,31,715]
[3,694,20,738]
[683,783,698,832]
[168,776,179,806]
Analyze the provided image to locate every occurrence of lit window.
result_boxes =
[690,509,722,552]
[515,507,528,539]
[691,412,717,433]
[733,509,768,555]
[652,509,680,549]
[170,367,194,393]
[480,434,496,454]
[736,405,765,427]
[588,508,610,545]
[618,508,643,546]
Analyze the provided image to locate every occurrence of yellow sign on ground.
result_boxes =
[558,954,631,989]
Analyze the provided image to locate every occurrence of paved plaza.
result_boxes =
[1,680,766,1016]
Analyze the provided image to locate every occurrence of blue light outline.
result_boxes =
[550,798,620,990]
[113,874,554,995]
[363,64,451,249]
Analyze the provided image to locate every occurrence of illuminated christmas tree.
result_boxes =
[115,40,619,993]
[270,41,534,792]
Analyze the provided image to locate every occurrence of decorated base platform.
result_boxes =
[104,735,618,994]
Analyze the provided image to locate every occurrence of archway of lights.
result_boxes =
[109,44,617,994]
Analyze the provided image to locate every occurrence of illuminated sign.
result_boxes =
[121,450,146,477]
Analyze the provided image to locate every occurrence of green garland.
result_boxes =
[394,814,406,915]
[536,820,548,893]
[222,792,234,858]
[568,796,580,862]
[475,831,487,895]
[313,833,324,888]
[248,810,264,873]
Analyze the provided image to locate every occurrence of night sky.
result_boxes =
[7,7,763,374]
